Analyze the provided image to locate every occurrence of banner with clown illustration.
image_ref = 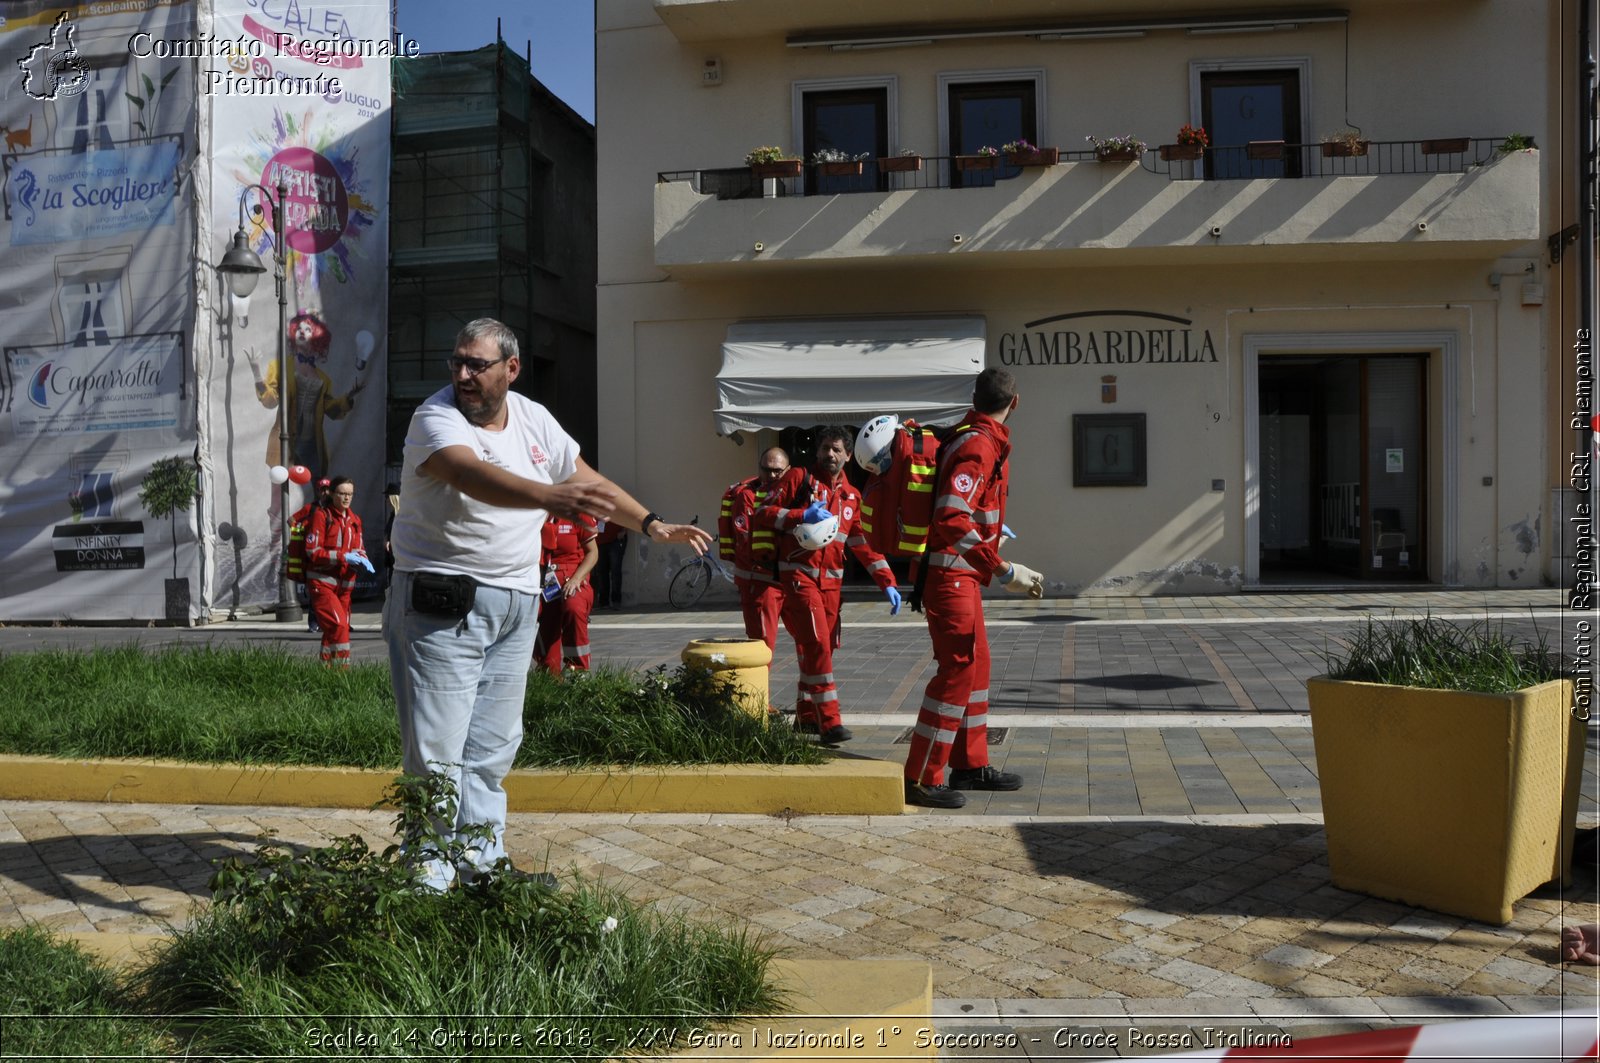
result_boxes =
[203,0,390,616]
[0,2,203,621]
[0,0,389,622]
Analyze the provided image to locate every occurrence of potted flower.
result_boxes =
[878,147,923,173]
[1159,124,1208,162]
[1307,617,1585,925]
[745,145,801,179]
[1320,129,1370,158]
[954,145,1000,171]
[1087,134,1147,162]
[1001,138,1059,166]
[810,147,869,177]
[1421,136,1471,155]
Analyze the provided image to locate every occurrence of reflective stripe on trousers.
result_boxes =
[903,566,991,785]
[778,574,844,730]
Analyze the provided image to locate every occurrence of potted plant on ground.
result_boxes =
[1159,124,1208,161]
[1321,129,1370,158]
[1496,133,1537,156]
[1087,134,1146,162]
[746,145,801,179]
[877,147,923,172]
[1002,138,1059,166]
[1307,616,1584,925]
[810,147,869,176]
[954,145,1000,171]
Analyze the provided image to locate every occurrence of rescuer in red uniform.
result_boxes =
[903,369,1044,808]
[720,447,791,707]
[755,427,901,743]
[533,513,598,672]
[303,476,372,667]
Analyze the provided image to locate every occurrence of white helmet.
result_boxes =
[792,512,841,551]
[855,414,899,475]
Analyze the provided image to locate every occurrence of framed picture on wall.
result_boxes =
[1073,413,1147,487]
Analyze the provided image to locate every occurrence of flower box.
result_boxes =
[877,154,923,173]
[1421,137,1470,155]
[1308,676,1584,925]
[1159,143,1204,162]
[953,155,998,171]
[1094,147,1141,162]
[750,159,802,179]
[1004,147,1059,167]
[1321,140,1370,158]
[1246,140,1285,160]
[816,161,864,177]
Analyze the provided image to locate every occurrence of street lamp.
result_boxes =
[216,179,302,623]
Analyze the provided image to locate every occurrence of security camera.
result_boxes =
[1416,220,1428,232]
[1208,225,1223,238]
[952,234,964,244]
[753,241,765,252]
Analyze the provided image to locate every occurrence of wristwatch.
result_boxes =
[642,512,664,536]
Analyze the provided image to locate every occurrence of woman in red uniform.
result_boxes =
[304,476,372,666]
[533,513,599,672]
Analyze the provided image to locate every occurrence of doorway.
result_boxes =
[1258,355,1427,582]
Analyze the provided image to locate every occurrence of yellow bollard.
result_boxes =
[680,637,772,718]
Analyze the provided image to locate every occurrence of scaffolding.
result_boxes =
[387,41,535,463]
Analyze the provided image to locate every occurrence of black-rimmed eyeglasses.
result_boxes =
[760,466,786,476]
[446,354,509,376]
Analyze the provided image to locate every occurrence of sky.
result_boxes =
[393,1,596,123]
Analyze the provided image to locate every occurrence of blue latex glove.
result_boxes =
[1001,524,1017,539]
[885,585,902,616]
[802,501,830,525]
[344,550,374,573]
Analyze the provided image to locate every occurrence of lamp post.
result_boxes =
[216,179,302,623]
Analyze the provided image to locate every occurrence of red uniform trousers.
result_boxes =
[307,576,355,667]
[903,566,991,785]
[737,576,785,652]
[737,575,786,712]
[779,573,843,729]
[534,582,594,672]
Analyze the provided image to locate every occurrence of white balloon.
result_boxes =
[268,465,289,484]
[355,329,375,358]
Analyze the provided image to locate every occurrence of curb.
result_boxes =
[58,934,935,1060]
[0,754,907,815]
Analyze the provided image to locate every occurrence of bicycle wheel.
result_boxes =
[668,560,713,609]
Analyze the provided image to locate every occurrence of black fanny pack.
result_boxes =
[410,572,477,619]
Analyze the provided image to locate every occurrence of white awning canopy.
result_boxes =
[713,317,985,436]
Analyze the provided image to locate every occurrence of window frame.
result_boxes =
[1188,56,1312,180]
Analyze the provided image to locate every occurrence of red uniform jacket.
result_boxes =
[924,409,1010,583]
[754,467,896,591]
[541,515,598,583]
[304,506,365,589]
[721,475,783,586]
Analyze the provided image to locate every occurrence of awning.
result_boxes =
[713,317,985,436]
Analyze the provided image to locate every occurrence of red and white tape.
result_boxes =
[1092,1011,1598,1062]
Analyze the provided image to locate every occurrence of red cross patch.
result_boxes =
[953,472,975,496]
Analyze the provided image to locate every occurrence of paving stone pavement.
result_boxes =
[1,587,1597,1056]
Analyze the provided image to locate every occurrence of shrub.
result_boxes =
[1323,616,1570,693]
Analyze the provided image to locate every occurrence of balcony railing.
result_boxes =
[657,138,1514,200]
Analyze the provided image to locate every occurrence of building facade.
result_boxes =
[598,0,1590,602]
[389,42,598,468]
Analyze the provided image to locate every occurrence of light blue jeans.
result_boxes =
[385,570,538,888]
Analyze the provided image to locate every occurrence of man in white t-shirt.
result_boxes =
[387,318,710,890]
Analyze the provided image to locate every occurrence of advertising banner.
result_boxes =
[0,2,201,622]
[203,0,392,614]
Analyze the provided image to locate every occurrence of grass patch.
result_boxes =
[1324,615,1570,693]
[1,775,786,1060]
[0,646,827,767]
[0,925,176,1057]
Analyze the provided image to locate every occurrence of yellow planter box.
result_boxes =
[1307,676,1584,925]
